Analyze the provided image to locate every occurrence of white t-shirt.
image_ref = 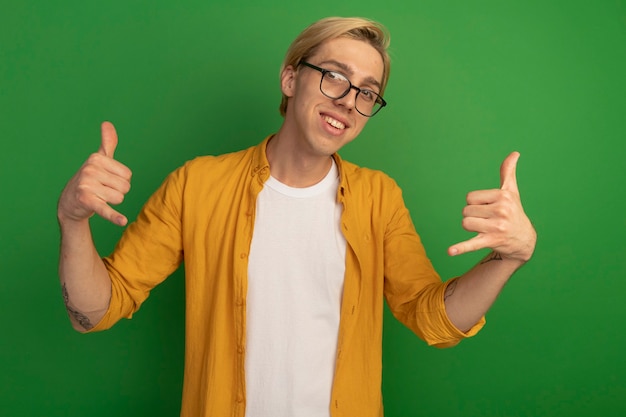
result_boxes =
[245,160,346,416]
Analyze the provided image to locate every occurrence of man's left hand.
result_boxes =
[447,152,537,264]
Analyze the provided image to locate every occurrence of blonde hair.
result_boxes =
[278,17,391,117]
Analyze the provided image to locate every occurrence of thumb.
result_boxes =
[98,121,118,158]
[500,151,520,192]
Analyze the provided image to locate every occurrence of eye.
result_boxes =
[326,71,348,83]
[359,89,376,103]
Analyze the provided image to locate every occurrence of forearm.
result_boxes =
[58,216,112,332]
[444,251,523,332]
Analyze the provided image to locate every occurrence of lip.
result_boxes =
[320,111,351,131]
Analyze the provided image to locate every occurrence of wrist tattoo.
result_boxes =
[444,279,458,301]
[480,251,503,264]
[62,283,94,330]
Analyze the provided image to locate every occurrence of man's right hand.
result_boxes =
[58,121,132,227]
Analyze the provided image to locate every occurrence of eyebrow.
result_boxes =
[317,59,382,91]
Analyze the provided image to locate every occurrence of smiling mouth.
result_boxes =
[323,115,346,130]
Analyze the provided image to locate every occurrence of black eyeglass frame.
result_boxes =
[299,61,387,117]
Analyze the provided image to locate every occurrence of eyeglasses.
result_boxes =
[299,61,387,117]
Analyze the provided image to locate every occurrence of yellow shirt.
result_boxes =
[93,137,484,417]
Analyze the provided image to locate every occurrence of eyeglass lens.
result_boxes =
[321,71,382,116]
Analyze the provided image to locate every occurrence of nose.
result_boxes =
[333,85,359,111]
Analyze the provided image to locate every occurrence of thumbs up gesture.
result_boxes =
[58,122,132,226]
[448,152,536,264]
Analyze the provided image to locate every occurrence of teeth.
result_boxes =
[324,115,345,130]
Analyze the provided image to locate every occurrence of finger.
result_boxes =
[466,189,501,205]
[462,203,493,221]
[95,166,132,194]
[96,204,128,226]
[106,161,133,183]
[90,179,130,205]
[448,234,488,256]
[80,158,132,195]
[500,151,520,192]
[93,200,128,227]
[461,217,496,235]
[99,121,118,158]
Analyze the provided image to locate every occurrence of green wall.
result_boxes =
[2,1,625,416]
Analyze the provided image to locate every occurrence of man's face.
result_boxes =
[280,37,385,158]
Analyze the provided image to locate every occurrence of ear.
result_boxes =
[280,65,297,97]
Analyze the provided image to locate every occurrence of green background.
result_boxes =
[2,0,625,416]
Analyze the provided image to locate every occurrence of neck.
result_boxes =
[266,132,333,188]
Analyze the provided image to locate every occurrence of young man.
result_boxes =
[58,17,536,417]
